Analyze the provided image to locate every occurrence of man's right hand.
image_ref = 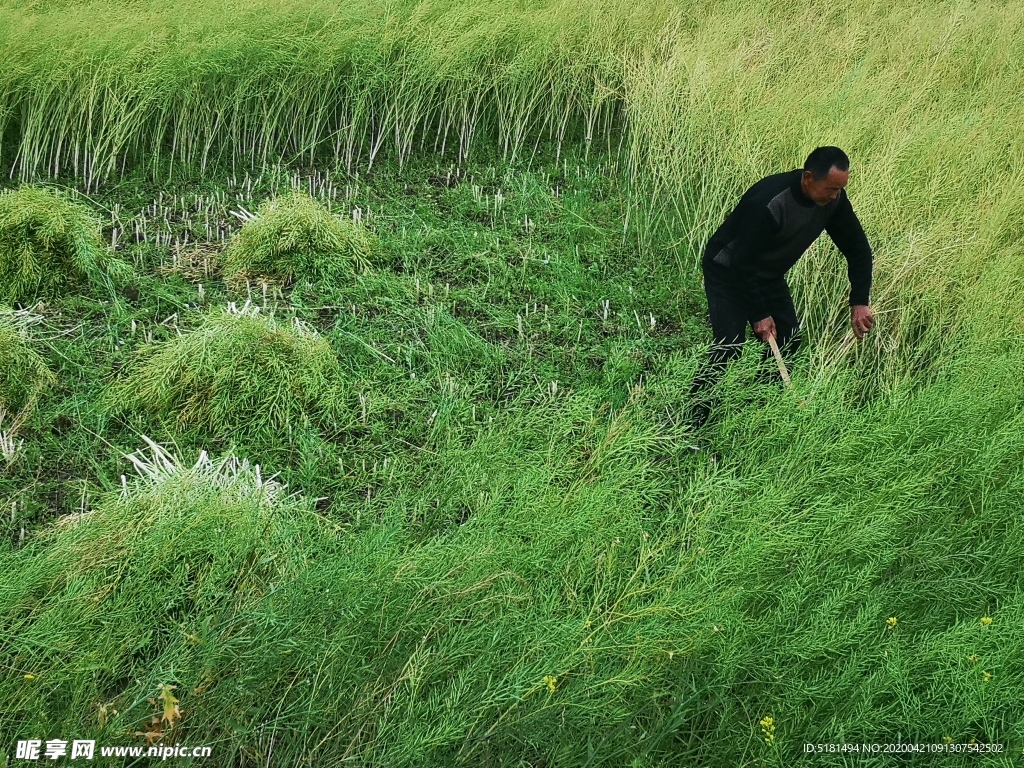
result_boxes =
[752,316,776,343]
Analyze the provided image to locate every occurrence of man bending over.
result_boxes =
[689,146,875,428]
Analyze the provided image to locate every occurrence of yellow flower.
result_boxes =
[759,716,776,745]
[23,674,35,681]
[968,654,978,664]
[886,617,898,629]
[980,616,992,626]
[943,736,953,744]
[982,671,992,682]
[542,675,557,693]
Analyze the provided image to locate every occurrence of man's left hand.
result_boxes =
[851,305,875,340]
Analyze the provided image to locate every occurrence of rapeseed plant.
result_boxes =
[0,310,56,429]
[222,190,374,287]
[0,186,128,302]
[0,3,1021,762]
[104,309,348,443]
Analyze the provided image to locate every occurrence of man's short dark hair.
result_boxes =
[804,146,850,180]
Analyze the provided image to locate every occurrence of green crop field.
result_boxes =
[1,0,1022,765]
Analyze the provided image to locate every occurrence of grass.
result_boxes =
[3,356,1023,765]
[0,0,1022,764]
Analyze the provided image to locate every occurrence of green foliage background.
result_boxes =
[0,0,1022,765]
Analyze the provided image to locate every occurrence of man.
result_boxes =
[688,146,875,428]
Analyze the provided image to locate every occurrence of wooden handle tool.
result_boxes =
[766,335,792,388]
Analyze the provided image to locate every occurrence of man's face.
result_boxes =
[801,167,849,206]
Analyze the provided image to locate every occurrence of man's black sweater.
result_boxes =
[704,168,872,323]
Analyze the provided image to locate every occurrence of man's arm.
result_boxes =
[728,202,780,324]
[825,191,872,307]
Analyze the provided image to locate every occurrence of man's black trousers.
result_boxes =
[687,256,801,427]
